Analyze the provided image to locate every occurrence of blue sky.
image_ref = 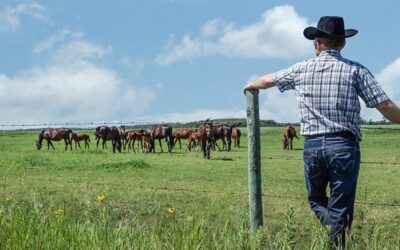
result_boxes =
[1,0,399,126]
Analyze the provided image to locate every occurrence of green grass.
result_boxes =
[0,126,400,249]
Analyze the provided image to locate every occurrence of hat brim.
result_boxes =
[303,27,358,40]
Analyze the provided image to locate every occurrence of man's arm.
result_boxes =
[375,100,400,123]
[242,73,276,94]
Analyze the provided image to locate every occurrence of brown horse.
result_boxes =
[231,127,241,148]
[173,128,195,149]
[198,121,213,159]
[95,126,122,153]
[70,133,91,149]
[186,128,199,152]
[117,125,126,149]
[213,125,232,151]
[36,128,73,150]
[149,124,173,153]
[125,129,149,153]
[283,125,298,150]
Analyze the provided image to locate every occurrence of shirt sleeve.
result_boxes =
[271,65,296,92]
[355,68,389,108]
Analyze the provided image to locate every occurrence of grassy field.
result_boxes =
[0,126,399,249]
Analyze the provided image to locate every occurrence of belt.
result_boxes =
[305,131,357,141]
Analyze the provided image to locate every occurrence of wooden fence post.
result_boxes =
[246,89,263,233]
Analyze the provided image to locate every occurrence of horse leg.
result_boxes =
[206,139,212,159]
[78,141,81,149]
[215,140,222,151]
[96,138,100,148]
[159,139,163,153]
[64,138,68,151]
[49,140,55,150]
[290,138,293,150]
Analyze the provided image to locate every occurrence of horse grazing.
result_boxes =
[125,129,149,153]
[173,128,195,149]
[198,121,213,159]
[70,133,91,149]
[231,127,241,148]
[95,126,122,153]
[36,128,73,151]
[283,125,298,150]
[213,125,232,151]
[149,124,173,153]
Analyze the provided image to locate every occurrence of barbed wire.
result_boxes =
[0,121,153,128]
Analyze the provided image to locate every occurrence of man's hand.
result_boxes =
[243,83,258,95]
[242,73,275,95]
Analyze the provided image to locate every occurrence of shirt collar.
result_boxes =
[319,49,342,58]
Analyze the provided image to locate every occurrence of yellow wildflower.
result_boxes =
[167,207,176,214]
[5,195,12,202]
[54,208,63,217]
[97,194,106,202]
[85,200,91,206]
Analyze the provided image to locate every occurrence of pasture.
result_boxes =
[0,126,399,249]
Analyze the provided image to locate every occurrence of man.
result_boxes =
[243,16,400,247]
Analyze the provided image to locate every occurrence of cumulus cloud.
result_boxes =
[0,32,157,125]
[0,2,47,33]
[155,5,312,65]
[136,109,246,124]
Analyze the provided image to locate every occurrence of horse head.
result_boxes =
[35,140,42,150]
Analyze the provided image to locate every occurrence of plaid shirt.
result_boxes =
[272,49,389,141]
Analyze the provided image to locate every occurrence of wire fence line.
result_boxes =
[0,121,153,128]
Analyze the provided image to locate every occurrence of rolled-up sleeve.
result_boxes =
[356,68,389,108]
[272,66,296,92]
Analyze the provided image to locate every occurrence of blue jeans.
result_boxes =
[303,134,360,247]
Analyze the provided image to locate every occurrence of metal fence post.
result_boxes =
[246,89,263,233]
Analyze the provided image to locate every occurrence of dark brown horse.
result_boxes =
[231,127,241,148]
[198,121,213,159]
[283,125,298,150]
[149,124,173,153]
[70,133,91,149]
[95,126,122,153]
[36,128,73,150]
[213,125,232,151]
[173,128,195,149]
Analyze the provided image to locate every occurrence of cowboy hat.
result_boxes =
[303,16,358,40]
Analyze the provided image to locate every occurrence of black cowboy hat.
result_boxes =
[303,16,358,40]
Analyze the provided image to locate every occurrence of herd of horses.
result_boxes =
[35,121,244,159]
[35,123,298,159]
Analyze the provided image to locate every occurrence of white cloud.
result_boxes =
[136,109,246,124]
[33,29,83,53]
[120,56,145,73]
[155,5,312,65]
[0,2,47,33]
[0,32,157,125]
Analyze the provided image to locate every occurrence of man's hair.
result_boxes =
[316,36,345,49]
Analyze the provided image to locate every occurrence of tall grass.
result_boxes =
[1,127,400,249]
